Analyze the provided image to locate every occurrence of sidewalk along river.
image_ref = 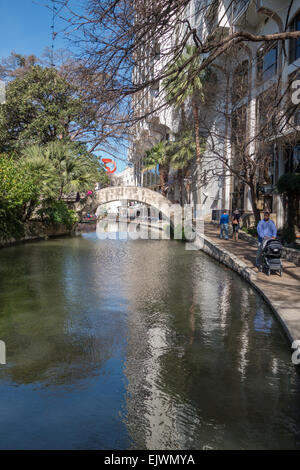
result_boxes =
[0,230,300,449]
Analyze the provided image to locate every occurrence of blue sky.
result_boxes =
[0,0,128,173]
[0,0,67,58]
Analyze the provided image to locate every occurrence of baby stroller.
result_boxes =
[259,238,283,276]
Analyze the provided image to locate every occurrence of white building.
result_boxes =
[129,0,300,228]
[110,166,135,187]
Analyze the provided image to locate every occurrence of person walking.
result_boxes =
[231,209,240,241]
[256,211,277,268]
[219,210,229,240]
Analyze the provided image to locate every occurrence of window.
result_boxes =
[256,88,277,137]
[150,80,159,98]
[289,13,300,63]
[260,145,274,185]
[232,60,249,104]
[257,44,277,82]
[206,0,220,35]
[231,105,247,164]
[285,144,300,173]
[292,146,300,172]
[151,42,160,60]
[232,106,247,141]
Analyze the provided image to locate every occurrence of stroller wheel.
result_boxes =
[259,265,263,272]
[267,269,271,276]
[280,269,283,277]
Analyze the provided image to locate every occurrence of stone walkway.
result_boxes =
[204,222,300,343]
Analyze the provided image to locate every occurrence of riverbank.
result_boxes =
[196,223,300,344]
[0,221,73,249]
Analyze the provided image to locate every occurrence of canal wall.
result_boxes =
[195,232,300,345]
[0,222,72,249]
[194,233,257,283]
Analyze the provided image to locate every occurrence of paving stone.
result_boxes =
[204,223,300,344]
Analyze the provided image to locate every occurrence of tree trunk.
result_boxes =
[180,104,186,128]
[58,183,64,200]
[22,199,36,222]
[192,98,201,207]
[249,183,261,227]
[159,165,168,197]
[177,168,184,205]
[193,100,201,164]
[184,166,191,204]
[287,193,297,240]
[296,194,300,230]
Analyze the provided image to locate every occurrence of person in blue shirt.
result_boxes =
[255,211,277,267]
[219,210,229,240]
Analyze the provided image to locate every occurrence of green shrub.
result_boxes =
[279,226,295,246]
[241,226,257,237]
[0,207,25,240]
[38,201,78,230]
[0,156,40,239]
[277,173,300,244]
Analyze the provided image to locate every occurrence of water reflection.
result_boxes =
[121,240,300,450]
[95,219,170,240]
[0,233,299,449]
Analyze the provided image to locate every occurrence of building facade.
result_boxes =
[110,166,135,187]
[129,0,300,227]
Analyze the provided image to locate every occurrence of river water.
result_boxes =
[0,231,300,450]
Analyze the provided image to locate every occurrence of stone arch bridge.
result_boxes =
[74,186,183,223]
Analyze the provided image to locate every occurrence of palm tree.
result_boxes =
[22,141,101,200]
[47,141,100,199]
[167,129,203,205]
[143,141,170,197]
[21,144,56,199]
[163,45,210,203]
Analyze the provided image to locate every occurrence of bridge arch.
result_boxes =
[75,186,182,223]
